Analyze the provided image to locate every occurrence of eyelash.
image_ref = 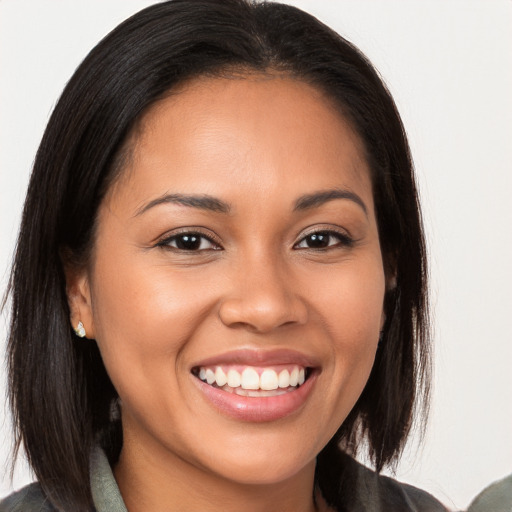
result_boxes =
[156,228,354,253]
[293,230,354,250]
[156,230,221,252]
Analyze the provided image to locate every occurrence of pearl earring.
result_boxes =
[74,321,86,338]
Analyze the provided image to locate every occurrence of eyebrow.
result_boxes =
[134,193,231,216]
[134,188,367,217]
[293,188,368,215]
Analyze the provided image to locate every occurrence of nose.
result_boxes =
[218,255,308,333]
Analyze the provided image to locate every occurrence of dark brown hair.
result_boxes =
[5,1,430,510]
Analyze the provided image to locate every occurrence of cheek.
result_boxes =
[308,256,384,409]
[337,272,384,373]
[313,257,385,338]
[87,249,217,389]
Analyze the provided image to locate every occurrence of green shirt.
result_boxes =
[0,447,452,511]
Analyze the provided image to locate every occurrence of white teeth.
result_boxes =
[215,367,227,387]
[197,365,308,391]
[205,368,215,385]
[278,369,290,388]
[246,389,286,397]
[241,367,260,390]
[260,369,279,390]
[220,386,291,397]
[227,369,241,388]
[289,367,299,387]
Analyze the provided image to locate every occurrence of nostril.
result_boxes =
[218,297,308,333]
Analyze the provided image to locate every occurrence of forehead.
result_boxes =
[108,74,372,213]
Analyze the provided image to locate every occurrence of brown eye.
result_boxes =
[158,232,220,251]
[295,231,353,250]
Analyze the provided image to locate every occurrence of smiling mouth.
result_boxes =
[192,365,312,397]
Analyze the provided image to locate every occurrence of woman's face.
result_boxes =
[71,75,386,485]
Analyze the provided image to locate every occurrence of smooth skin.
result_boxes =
[66,74,387,512]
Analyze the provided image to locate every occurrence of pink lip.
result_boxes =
[193,372,317,422]
[191,348,319,369]
[190,348,319,422]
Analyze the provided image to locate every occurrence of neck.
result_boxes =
[114,432,323,512]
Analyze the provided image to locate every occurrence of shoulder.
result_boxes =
[370,472,449,512]
[466,473,512,512]
[318,450,448,512]
[0,483,56,512]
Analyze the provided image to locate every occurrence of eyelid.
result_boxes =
[293,225,355,249]
[153,225,354,251]
[155,227,223,250]
[296,224,353,240]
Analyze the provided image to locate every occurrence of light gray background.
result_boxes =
[1,1,511,509]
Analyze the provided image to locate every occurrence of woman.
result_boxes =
[1,1,445,510]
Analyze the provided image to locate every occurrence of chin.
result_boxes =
[212,457,315,486]
[193,436,318,486]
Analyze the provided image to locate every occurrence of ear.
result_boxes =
[62,258,95,339]
[381,260,397,331]
[379,310,386,332]
[386,272,397,292]
[384,250,398,293]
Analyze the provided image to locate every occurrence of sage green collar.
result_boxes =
[90,447,128,512]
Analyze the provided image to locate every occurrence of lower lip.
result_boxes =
[193,372,317,422]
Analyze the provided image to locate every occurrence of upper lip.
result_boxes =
[190,348,320,370]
